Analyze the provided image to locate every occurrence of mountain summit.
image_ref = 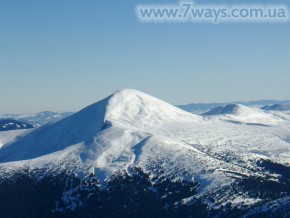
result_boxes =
[104,89,200,127]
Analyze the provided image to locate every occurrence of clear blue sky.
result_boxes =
[0,0,290,114]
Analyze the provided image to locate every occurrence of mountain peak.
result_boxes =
[0,89,199,162]
[104,89,199,127]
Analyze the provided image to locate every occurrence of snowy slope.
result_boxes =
[1,89,290,212]
[0,129,30,149]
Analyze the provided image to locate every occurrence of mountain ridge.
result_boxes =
[178,100,290,113]
[262,103,290,111]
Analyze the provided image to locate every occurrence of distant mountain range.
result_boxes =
[0,111,74,126]
[178,100,290,113]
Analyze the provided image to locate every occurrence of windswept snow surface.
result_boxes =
[1,89,290,209]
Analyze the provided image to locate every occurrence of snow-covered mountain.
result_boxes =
[0,119,34,132]
[203,104,251,116]
[262,103,290,111]
[0,89,290,217]
[202,104,287,126]
[0,89,200,163]
[0,111,74,126]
